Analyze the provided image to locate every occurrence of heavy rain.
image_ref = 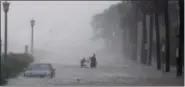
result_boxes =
[0,1,184,86]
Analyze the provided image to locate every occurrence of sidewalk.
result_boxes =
[124,59,184,86]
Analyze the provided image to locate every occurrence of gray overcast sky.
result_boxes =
[1,1,121,65]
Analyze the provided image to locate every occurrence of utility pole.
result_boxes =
[30,19,35,55]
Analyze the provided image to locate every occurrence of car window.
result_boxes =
[27,64,50,70]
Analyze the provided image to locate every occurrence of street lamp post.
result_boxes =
[30,19,35,55]
[3,1,10,63]
[0,39,2,85]
[1,1,10,85]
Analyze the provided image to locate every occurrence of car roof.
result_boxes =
[30,63,51,65]
[28,63,52,68]
[29,63,52,67]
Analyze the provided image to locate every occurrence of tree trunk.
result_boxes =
[177,0,184,76]
[128,26,132,60]
[141,12,147,64]
[148,14,154,65]
[124,28,130,59]
[121,19,127,58]
[133,7,138,61]
[127,27,131,59]
[164,0,170,72]
[155,0,161,70]
[123,29,127,58]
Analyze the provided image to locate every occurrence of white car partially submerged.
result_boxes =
[24,63,55,78]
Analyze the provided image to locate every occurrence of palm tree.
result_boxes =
[139,0,148,64]
[118,2,133,60]
[141,12,147,64]
[130,1,139,61]
[148,13,154,66]
[164,0,170,72]
[154,0,161,70]
[176,0,184,76]
[122,15,132,59]
[146,0,155,65]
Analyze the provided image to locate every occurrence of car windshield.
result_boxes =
[27,64,50,70]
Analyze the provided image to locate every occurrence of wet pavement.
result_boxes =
[6,60,184,86]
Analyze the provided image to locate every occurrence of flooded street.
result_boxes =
[7,59,184,86]
[1,1,184,86]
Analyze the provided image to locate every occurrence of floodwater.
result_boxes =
[6,59,184,86]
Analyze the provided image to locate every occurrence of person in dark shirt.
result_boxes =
[80,58,85,68]
[90,53,97,68]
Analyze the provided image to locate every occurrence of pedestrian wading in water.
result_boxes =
[80,53,97,68]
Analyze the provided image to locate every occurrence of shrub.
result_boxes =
[0,53,34,85]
